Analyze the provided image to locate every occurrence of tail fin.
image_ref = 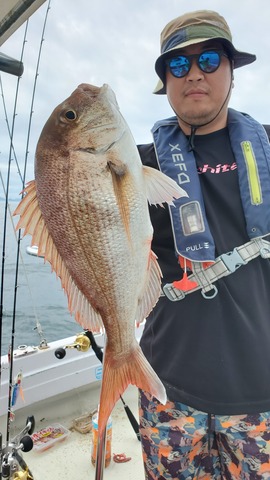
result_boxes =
[97,343,166,437]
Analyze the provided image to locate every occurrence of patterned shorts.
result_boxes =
[139,391,270,479]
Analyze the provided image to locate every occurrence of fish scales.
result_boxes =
[14,83,188,437]
[38,158,150,317]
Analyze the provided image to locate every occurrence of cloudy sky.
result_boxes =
[1,0,270,198]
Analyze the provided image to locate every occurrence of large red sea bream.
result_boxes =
[14,83,187,436]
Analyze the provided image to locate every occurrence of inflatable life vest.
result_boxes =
[152,108,270,300]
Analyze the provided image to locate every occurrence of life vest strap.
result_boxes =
[163,237,270,301]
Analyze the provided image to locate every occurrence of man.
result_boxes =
[138,10,270,479]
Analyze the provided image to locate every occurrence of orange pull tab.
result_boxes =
[173,273,198,292]
[173,256,198,292]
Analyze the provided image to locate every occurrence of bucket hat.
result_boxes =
[154,10,256,94]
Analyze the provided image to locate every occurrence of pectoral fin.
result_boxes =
[143,165,188,206]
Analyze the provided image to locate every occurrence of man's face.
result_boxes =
[165,41,233,134]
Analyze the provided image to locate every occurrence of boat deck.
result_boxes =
[1,384,145,479]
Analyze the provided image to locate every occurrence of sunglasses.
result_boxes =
[166,50,229,78]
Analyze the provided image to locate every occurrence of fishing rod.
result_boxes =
[94,428,106,480]
[0,19,36,480]
[4,17,31,444]
[9,0,53,358]
[0,24,27,447]
[0,2,52,477]
[0,0,52,370]
[6,0,52,442]
[55,330,141,441]
[94,332,107,480]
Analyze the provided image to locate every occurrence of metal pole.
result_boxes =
[94,428,106,480]
[0,432,2,480]
[94,332,107,480]
[0,53,24,77]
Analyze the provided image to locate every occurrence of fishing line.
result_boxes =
[0,170,47,348]
[23,0,52,184]
[0,77,23,184]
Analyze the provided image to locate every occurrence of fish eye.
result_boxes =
[62,109,77,121]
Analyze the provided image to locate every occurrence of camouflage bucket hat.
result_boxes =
[154,10,256,94]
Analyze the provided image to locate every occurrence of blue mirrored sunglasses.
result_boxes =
[166,50,229,78]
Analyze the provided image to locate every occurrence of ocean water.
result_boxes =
[0,201,80,355]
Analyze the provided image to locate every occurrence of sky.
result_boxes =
[1,0,270,199]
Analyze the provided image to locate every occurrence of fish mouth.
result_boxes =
[76,83,105,95]
[78,83,120,116]
[76,83,112,99]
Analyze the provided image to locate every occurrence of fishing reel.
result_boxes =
[1,416,35,479]
[54,331,104,363]
[54,332,91,359]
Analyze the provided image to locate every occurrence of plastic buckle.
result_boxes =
[257,239,270,258]
[163,283,185,301]
[219,248,246,273]
[260,246,270,258]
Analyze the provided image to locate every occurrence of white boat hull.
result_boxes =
[0,325,145,479]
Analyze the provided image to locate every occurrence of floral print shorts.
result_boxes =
[139,390,270,479]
